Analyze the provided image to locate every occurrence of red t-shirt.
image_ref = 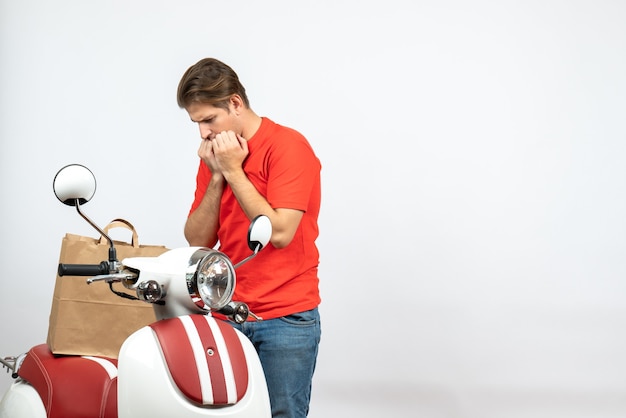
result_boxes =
[189,117,321,320]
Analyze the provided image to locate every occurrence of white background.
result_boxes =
[1,1,626,417]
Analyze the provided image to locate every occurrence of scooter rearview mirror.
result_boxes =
[248,215,272,252]
[52,164,117,263]
[234,215,273,270]
[53,164,96,206]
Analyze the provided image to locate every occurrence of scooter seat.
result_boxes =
[18,344,118,418]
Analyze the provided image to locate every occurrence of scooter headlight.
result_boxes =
[187,249,235,311]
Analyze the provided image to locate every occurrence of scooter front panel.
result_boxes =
[118,316,271,418]
[149,315,248,405]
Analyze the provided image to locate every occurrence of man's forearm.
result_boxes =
[184,176,224,247]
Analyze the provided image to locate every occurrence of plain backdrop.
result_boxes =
[1,1,626,417]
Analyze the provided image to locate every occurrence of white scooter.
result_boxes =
[0,164,272,418]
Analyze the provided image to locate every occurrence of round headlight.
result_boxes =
[188,249,235,311]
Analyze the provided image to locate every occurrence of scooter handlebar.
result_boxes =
[58,261,110,277]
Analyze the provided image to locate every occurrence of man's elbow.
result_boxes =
[185,230,217,248]
[269,231,296,249]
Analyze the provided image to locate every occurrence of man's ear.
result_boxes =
[229,94,245,114]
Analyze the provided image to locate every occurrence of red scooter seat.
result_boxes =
[18,344,118,418]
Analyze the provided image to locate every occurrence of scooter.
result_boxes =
[0,164,272,418]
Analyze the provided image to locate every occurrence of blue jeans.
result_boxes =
[231,308,321,418]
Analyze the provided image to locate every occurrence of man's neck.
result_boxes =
[241,110,263,140]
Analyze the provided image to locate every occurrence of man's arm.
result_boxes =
[184,174,225,247]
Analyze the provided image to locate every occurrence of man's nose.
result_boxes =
[199,124,212,140]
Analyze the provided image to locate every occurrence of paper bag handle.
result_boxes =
[99,218,139,248]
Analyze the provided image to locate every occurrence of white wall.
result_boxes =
[1,1,626,417]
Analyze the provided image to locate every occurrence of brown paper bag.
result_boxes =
[47,219,169,358]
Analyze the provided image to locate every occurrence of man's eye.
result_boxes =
[198,118,214,125]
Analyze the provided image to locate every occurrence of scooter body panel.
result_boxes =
[0,381,46,418]
[118,315,271,418]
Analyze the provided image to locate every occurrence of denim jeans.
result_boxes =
[231,308,321,418]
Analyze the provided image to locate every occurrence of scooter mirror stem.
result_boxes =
[233,243,262,270]
[74,199,117,263]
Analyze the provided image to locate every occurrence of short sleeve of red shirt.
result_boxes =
[263,129,320,215]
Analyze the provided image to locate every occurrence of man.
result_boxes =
[177,57,322,418]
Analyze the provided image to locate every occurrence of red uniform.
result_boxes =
[189,117,321,319]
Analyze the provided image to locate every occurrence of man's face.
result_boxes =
[186,102,239,140]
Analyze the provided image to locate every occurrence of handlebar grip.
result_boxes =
[58,261,110,277]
